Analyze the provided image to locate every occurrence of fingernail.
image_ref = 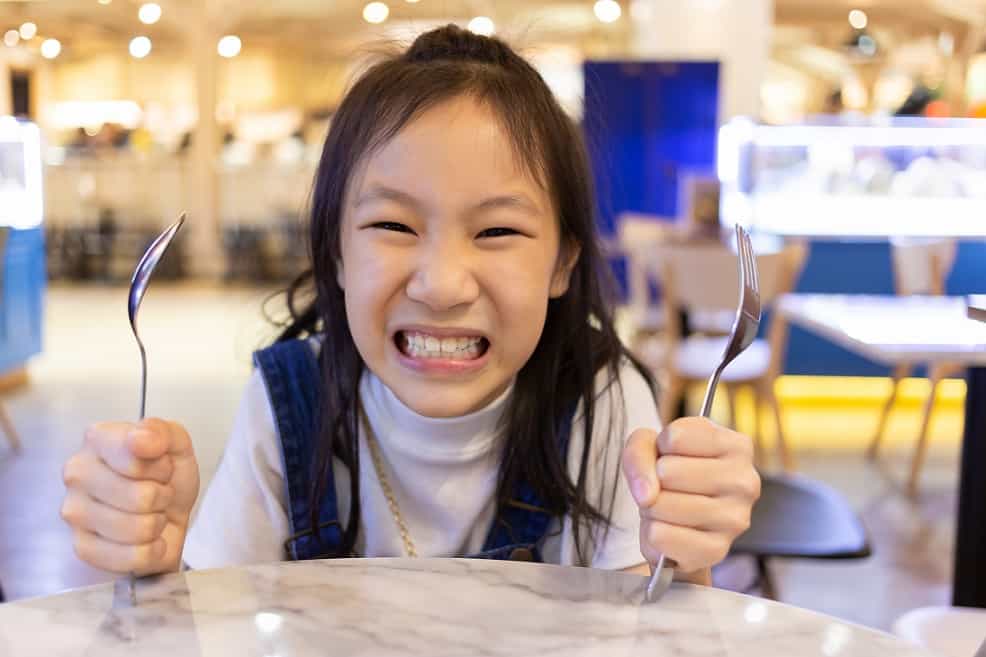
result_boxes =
[631,476,652,502]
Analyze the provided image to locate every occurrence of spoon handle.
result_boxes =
[129,340,146,604]
[136,338,147,420]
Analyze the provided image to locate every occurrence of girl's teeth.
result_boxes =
[401,332,483,360]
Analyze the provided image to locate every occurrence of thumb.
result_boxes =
[622,428,661,508]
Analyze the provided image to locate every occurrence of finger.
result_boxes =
[84,423,174,482]
[622,428,661,507]
[63,451,175,513]
[61,489,167,545]
[657,454,760,499]
[639,491,752,535]
[71,528,166,575]
[639,520,731,573]
[659,417,753,460]
[156,419,194,458]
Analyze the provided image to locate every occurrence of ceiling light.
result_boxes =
[217,35,241,58]
[139,3,162,25]
[19,22,37,40]
[98,0,112,4]
[4,30,19,47]
[129,35,152,58]
[594,0,622,24]
[467,16,494,36]
[41,38,61,59]
[363,2,389,24]
[848,9,868,30]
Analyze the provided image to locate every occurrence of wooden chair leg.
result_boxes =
[756,556,778,600]
[661,374,686,426]
[869,364,910,460]
[765,383,795,472]
[0,400,21,452]
[907,370,942,497]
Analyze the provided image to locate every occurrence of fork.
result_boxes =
[645,223,762,603]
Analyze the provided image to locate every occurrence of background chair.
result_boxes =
[617,213,676,350]
[893,606,986,657]
[652,238,807,470]
[868,238,961,494]
[729,474,871,600]
[0,227,23,452]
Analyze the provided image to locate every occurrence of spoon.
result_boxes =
[124,211,186,603]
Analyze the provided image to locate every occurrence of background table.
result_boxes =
[778,293,986,609]
[0,558,933,657]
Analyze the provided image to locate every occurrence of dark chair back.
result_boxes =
[729,473,870,599]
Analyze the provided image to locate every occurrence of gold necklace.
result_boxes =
[360,405,418,557]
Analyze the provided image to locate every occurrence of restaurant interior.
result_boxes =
[1,0,985,655]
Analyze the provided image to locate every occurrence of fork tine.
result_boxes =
[749,232,760,294]
[739,226,759,297]
[736,225,749,289]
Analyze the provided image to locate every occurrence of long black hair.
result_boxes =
[277,24,655,564]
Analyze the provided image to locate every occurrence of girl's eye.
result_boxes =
[477,227,519,239]
[371,221,415,234]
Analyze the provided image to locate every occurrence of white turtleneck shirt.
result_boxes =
[183,359,659,571]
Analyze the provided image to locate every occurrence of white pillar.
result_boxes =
[186,13,224,278]
[629,0,774,120]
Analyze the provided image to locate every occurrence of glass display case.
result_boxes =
[0,117,43,230]
[0,117,45,375]
[718,116,986,238]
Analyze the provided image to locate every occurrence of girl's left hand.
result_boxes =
[621,417,761,582]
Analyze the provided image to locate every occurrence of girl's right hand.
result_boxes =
[61,418,200,576]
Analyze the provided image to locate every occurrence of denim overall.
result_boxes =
[254,339,572,563]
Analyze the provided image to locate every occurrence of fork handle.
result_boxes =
[699,365,725,418]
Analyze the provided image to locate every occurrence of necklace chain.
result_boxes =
[360,405,418,558]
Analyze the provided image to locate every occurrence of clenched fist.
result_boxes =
[622,417,761,582]
[61,418,199,576]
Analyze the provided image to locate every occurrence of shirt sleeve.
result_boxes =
[182,369,291,569]
[585,360,661,571]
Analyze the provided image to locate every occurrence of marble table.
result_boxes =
[777,293,986,609]
[0,558,932,657]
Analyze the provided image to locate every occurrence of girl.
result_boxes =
[61,25,759,583]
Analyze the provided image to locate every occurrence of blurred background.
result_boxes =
[1,0,986,646]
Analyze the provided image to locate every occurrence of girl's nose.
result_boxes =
[405,241,480,311]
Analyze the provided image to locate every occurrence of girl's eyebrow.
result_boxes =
[354,185,422,210]
[473,194,541,216]
[356,184,541,216]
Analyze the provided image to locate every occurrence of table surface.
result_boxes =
[778,293,986,365]
[0,558,932,657]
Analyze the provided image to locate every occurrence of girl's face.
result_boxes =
[339,96,576,418]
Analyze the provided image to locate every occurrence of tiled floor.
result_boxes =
[0,283,964,632]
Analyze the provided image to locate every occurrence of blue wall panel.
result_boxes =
[0,226,45,374]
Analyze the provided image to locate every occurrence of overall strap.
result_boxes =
[254,340,343,560]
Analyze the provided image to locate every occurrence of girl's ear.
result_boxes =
[549,242,580,298]
[336,259,345,290]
